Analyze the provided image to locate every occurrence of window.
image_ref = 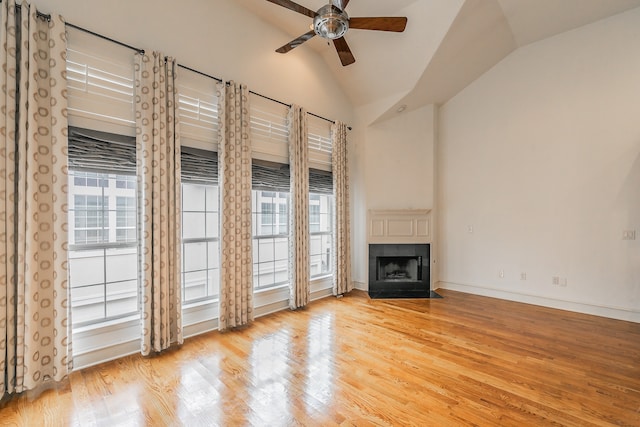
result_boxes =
[310,193,333,278]
[181,183,220,303]
[175,67,222,307]
[68,170,138,326]
[253,190,290,290]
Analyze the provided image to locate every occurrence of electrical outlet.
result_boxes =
[467,225,474,234]
[520,272,526,280]
[552,276,560,285]
[499,270,504,278]
[623,230,636,240]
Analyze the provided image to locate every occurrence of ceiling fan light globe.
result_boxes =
[313,4,349,40]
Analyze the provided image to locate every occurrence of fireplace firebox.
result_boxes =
[369,244,430,298]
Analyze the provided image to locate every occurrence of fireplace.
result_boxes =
[368,244,430,298]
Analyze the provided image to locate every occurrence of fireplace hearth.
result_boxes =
[368,244,434,299]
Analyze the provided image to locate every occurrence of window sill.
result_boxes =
[72,313,140,335]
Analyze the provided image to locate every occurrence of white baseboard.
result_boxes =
[73,339,140,371]
[437,281,640,323]
[353,281,368,291]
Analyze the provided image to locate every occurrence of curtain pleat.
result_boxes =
[218,82,254,331]
[135,52,182,355]
[332,122,352,295]
[1,0,71,397]
[288,106,310,309]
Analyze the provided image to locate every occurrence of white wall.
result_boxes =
[437,8,640,322]
[36,0,353,124]
[351,105,437,287]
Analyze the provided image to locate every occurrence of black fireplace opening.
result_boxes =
[369,244,432,299]
[377,256,422,282]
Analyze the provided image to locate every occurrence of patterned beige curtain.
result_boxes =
[135,52,183,355]
[332,122,352,295]
[288,106,310,309]
[0,0,71,396]
[218,82,254,331]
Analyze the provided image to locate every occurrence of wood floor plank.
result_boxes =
[1,289,639,426]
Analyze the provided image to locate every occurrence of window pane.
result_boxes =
[105,247,137,283]
[258,269,275,289]
[183,212,206,239]
[205,186,218,211]
[70,284,105,324]
[69,250,105,286]
[184,241,207,272]
[258,239,275,263]
[106,280,138,318]
[183,184,206,211]
[206,212,219,239]
[184,271,208,301]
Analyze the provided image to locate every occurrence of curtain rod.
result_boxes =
[177,64,222,83]
[250,90,290,108]
[19,1,353,131]
[247,91,352,130]
[66,22,145,55]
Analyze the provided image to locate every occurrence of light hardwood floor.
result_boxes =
[1,289,639,426]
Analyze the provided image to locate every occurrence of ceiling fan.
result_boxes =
[266,0,408,66]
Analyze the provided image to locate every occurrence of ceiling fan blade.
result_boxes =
[332,0,350,10]
[333,37,355,66]
[265,0,317,18]
[349,17,408,32]
[276,30,316,53]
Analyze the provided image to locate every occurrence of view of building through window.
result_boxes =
[181,183,220,304]
[310,193,333,278]
[69,174,334,326]
[68,171,138,325]
[251,190,334,289]
[253,190,290,290]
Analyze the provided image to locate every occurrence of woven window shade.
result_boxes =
[68,126,136,174]
[309,168,333,194]
[181,147,218,185]
[252,160,290,192]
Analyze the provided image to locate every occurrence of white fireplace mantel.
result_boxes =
[367,209,431,244]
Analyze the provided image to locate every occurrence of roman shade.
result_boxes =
[68,126,136,173]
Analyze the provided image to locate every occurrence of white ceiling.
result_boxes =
[235,0,640,123]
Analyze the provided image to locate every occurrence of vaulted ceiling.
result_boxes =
[235,0,640,124]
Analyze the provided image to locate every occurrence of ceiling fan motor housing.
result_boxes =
[314,4,349,39]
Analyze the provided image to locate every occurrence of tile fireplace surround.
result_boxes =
[367,210,435,298]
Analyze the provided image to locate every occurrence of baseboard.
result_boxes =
[73,339,140,371]
[353,281,368,291]
[437,281,640,323]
